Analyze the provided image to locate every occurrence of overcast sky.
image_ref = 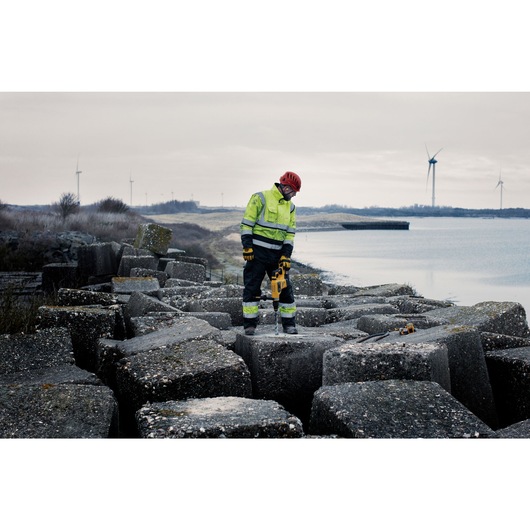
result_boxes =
[2,2,530,211]
[1,91,529,210]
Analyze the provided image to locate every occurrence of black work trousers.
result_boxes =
[242,246,296,329]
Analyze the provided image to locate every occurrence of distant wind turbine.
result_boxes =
[495,170,505,210]
[129,171,134,206]
[425,145,443,208]
[75,157,82,204]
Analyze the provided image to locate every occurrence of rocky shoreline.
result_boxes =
[2,222,530,438]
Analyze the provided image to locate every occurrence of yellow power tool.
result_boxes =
[270,265,287,335]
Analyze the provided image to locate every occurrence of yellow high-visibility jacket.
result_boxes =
[240,184,296,256]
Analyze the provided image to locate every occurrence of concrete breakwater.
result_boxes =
[2,223,530,438]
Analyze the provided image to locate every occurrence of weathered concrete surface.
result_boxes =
[382,325,498,428]
[234,326,344,423]
[115,339,252,412]
[291,274,328,296]
[0,384,119,438]
[124,291,180,319]
[38,305,126,371]
[485,346,530,427]
[322,341,451,392]
[352,283,416,298]
[187,297,243,326]
[186,311,233,330]
[130,267,169,287]
[136,396,304,438]
[496,419,530,438]
[128,312,186,336]
[480,332,530,352]
[309,380,497,438]
[0,364,102,386]
[165,261,206,283]
[425,301,530,337]
[0,327,74,374]
[318,321,369,341]
[77,242,120,280]
[356,313,443,335]
[57,287,119,307]
[133,223,173,255]
[111,276,160,295]
[257,307,328,328]
[388,295,454,314]
[326,303,397,323]
[117,254,159,277]
[95,316,223,385]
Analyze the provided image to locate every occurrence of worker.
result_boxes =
[240,171,301,336]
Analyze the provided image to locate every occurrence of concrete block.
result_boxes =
[0,384,119,438]
[356,313,443,335]
[0,364,102,386]
[130,267,169,287]
[485,346,530,427]
[495,419,530,438]
[125,291,179,319]
[353,283,415,298]
[115,339,252,412]
[186,311,233,330]
[133,223,173,255]
[77,242,120,279]
[37,305,126,371]
[318,321,370,341]
[117,255,159,277]
[0,327,74,374]
[165,261,206,283]
[234,326,344,423]
[95,316,223,386]
[309,380,497,438]
[257,307,328,328]
[111,276,160,295]
[388,295,454,313]
[425,301,530,338]
[383,325,498,428]
[291,274,328,296]
[128,312,186,336]
[326,303,396,323]
[57,288,119,307]
[480,332,530,352]
[322,341,451,391]
[188,297,243,326]
[136,396,304,438]
[42,263,79,292]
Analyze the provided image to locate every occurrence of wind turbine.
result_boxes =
[425,145,443,208]
[75,157,82,204]
[495,170,505,210]
[129,171,134,206]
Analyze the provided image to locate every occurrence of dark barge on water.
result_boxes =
[341,220,410,230]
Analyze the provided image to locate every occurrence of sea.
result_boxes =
[294,216,530,319]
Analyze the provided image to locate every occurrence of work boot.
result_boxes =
[244,326,256,336]
[283,326,298,335]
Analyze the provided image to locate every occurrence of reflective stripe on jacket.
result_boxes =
[240,184,296,253]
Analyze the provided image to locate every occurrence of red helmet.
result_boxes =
[279,171,302,192]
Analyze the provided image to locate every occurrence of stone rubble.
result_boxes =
[2,222,530,438]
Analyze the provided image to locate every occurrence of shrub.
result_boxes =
[97,197,130,214]
[53,192,80,221]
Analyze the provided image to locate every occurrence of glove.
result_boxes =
[243,248,254,261]
[279,255,291,270]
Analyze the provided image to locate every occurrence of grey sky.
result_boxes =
[1,92,529,210]
[2,2,530,211]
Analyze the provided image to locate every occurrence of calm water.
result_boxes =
[294,217,530,317]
